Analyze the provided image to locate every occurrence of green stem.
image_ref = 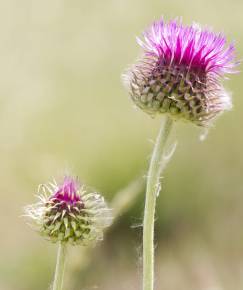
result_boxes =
[143,116,174,290]
[52,243,67,290]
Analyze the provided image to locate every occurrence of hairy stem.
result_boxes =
[143,116,174,290]
[52,243,67,290]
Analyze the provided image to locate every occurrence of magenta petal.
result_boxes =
[52,176,81,204]
[139,18,237,75]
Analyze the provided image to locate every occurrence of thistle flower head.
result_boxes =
[25,176,112,246]
[123,18,238,126]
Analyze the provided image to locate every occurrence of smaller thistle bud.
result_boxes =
[24,176,112,246]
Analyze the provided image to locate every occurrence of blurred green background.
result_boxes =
[0,0,242,289]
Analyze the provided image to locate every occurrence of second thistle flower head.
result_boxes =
[25,176,112,245]
[123,18,238,126]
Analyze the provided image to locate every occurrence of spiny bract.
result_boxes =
[25,176,112,246]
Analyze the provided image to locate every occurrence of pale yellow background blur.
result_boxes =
[0,1,242,290]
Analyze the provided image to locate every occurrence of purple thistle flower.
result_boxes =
[123,18,238,126]
[24,176,112,245]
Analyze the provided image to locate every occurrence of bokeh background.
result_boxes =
[0,0,242,289]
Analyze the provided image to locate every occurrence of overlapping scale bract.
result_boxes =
[125,58,231,126]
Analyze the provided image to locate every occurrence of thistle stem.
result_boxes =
[143,116,173,290]
[52,243,67,290]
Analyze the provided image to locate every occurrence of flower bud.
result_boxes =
[25,176,112,246]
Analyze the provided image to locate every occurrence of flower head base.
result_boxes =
[25,176,112,246]
[123,18,237,126]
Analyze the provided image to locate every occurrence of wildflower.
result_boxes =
[123,18,237,126]
[25,176,112,246]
